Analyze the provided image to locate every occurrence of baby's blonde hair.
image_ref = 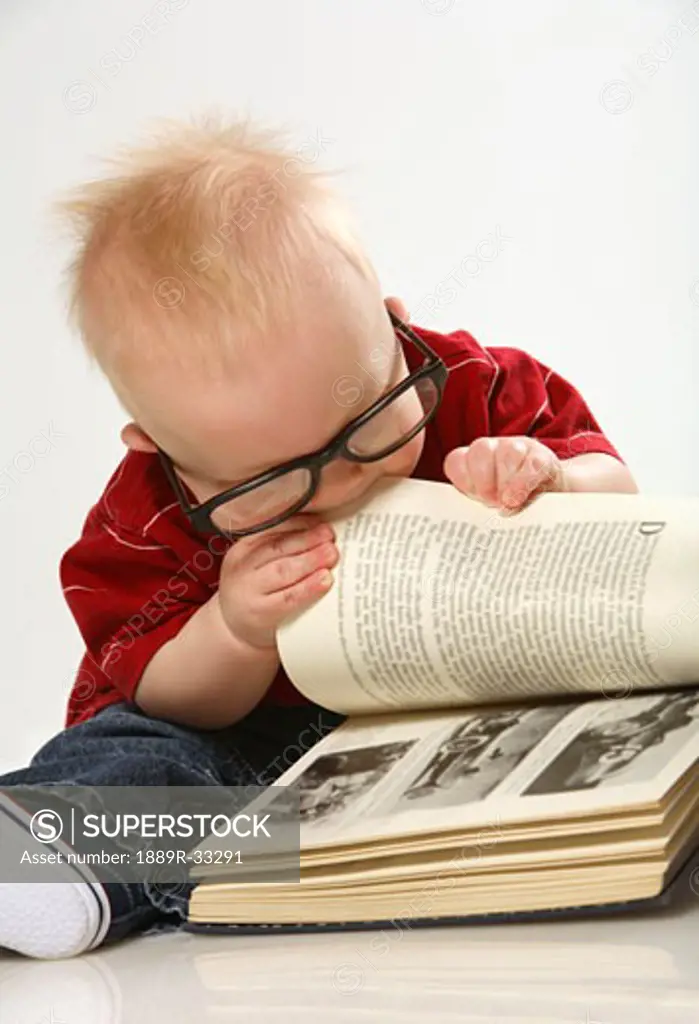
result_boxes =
[58,116,377,407]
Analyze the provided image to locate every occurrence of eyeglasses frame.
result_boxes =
[157,311,448,538]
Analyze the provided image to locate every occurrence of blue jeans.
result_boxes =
[0,700,343,945]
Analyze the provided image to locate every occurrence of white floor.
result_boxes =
[1,897,698,1022]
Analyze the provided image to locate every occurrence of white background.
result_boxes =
[0,0,697,771]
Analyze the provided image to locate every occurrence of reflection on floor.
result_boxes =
[1,899,699,1023]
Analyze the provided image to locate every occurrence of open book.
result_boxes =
[185,478,699,931]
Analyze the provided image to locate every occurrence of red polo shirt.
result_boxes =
[61,324,623,727]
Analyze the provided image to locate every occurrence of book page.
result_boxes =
[188,687,699,883]
[272,689,699,847]
[277,478,699,715]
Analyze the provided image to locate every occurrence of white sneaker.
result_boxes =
[0,880,110,959]
[0,795,111,959]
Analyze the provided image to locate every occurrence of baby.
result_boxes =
[0,118,637,959]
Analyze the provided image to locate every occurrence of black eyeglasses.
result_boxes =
[158,311,448,539]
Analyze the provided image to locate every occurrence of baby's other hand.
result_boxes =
[218,515,338,650]
[443,436,563,512]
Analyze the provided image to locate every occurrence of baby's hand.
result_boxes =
[217,515,338,650]
[444,436,563,512]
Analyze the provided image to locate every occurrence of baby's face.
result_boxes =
[152,293,425,530]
